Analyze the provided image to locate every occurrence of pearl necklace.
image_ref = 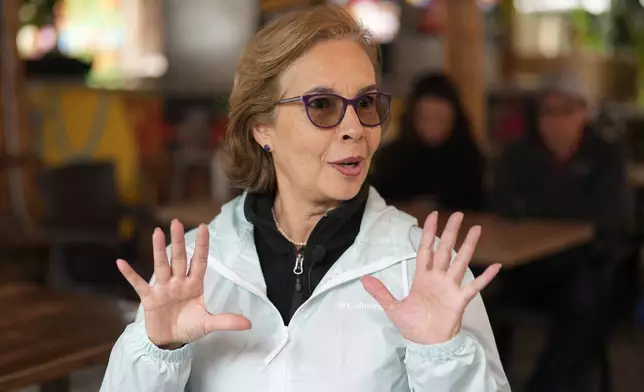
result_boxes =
[271,208,307,247]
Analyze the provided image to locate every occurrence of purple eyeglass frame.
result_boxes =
[276,92,393,129]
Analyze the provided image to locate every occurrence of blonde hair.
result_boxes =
[223,5,381,193]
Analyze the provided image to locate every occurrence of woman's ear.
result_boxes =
[252,124,273,150]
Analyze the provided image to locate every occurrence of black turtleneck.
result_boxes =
[244,183,369,325]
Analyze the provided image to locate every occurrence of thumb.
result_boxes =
[204,313,252,335]
[361,276,398,310]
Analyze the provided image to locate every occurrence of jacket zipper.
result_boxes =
[293,249,304,292]
[288,248,306,320]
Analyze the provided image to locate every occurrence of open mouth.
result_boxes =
[329,157,365,177]
[337,161,360,168]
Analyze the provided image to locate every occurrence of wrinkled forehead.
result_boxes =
[278,39,378,99]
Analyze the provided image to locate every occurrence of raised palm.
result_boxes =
[117,220,251,348]
[362,212,501,345]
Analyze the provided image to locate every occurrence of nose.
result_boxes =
[338,105,365,141]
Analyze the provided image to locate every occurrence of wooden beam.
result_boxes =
[0,0,39,229]
[444,0,488,154]
[499,0,516,84]
[0,0,11,218]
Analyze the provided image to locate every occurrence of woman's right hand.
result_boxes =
[116,220,252,348]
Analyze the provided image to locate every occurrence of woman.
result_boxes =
[100,6,508,392]
[371,73,485,211]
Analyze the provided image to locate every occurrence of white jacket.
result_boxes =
[100,187,510,392]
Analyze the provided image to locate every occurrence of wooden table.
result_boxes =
[155,200,222,228]
[0,284,127,391]
[398,205,594,267]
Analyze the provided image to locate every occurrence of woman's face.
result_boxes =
[253,39,382,204]
[413,97,454,146]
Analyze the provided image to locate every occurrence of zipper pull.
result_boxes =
[293,251,304,275]
[293,251,304,293]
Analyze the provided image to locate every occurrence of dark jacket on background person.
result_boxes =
[370,74,485,211]
[489,125,633,253]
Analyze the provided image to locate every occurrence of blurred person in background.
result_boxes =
[371,72,485,211]
[99,5,509,392]
[490,71,633,392]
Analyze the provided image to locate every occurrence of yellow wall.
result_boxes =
[28,86,144,238]
[28,86,141,205]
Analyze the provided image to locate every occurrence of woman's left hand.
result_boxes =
[361,212,501,345]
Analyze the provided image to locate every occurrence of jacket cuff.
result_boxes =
[126,322,193,363]
[405,332,473,361]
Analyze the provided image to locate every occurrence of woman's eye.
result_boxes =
[356,95,375,108]
[308,97,331,110]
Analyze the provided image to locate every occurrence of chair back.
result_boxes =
[38,160,120,232]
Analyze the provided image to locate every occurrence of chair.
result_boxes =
[37,160,151,298]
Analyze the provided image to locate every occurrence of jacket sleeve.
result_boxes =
[403,233,511,391]
[99,244,194,392]
[99,318,193,392]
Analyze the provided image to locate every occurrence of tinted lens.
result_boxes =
[305,95,346,127]
[354,93,390,126]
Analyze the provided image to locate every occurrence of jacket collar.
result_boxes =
[243,181,370,256]
[204,186,420,296]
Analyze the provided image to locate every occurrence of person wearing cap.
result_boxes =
[489,71,633,391]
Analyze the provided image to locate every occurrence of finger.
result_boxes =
[152,227,171,282]
[116,259,150,298]
[462,263,502,303]
[170,219,188,278]
[203,313,252,334]
[188,224,209,280]
[361,276,399,310]
[448,225,481,284]
[433,212,463,271]
[416,212,438,272]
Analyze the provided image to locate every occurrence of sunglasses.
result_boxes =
[276,92,393,129]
